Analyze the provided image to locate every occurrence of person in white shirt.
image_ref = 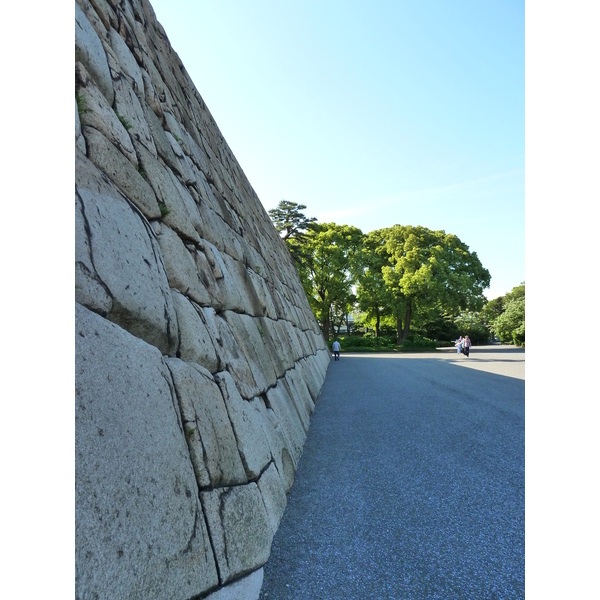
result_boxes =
[332,340,341,361]
[455,336,463,354]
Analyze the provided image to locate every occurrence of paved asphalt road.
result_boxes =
[259,346,525,600]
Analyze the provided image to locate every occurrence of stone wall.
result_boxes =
[74,1,330,598]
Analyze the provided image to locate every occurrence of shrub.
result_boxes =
[400,334,437,349]
[456,325,490,345]
[329,334,440,352]
[330,335,397,351]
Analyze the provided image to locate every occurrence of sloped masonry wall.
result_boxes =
[75,1,330,598]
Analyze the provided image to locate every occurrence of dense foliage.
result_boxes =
[486,284,525,346]
[329,334,438,353]
[268,200,317,262]
[375,225,490,341]
[268,200,316,241]
[269,200,523,347]
[293,222,363,338]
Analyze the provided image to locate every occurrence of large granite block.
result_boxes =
[75,303,218,598]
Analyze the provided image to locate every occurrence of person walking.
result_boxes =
[332,339,341,361]
[463,335,471,357]
[455,336,463,355]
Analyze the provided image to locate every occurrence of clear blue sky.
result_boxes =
[150,0,524,300]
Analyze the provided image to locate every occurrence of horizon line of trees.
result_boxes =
[268,200,524,346]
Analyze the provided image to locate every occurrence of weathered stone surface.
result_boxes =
[108,25,144,94]
[284,367,315,433]
[294,328,313,358]
[76,0,109,35]
[257,462,288,536]
[202,484,273,584]
[256,318,290,377]
[259,320,291,378]
[75,2,114,104]
[85,0,116,30]
[77,62,138,166]
[75,1,330,597]
[165,130,197,184]
[113,74,157,157]
[208,186,242,236]
[215,371,273,479]
[82,125,160,218]
[75,149,178,355]
[155,224,210,305]
[75,154,112,315]
[204,569,264,600]
[316,347,333,382]
[215,252,251,313]
[140,65,164,116]
[197,199,230,251]
[278,318,306,365]
[142,102,179,169]
[201,240,227,281]
[201,308,260,399]
[171,291,219,371]
[187,134,211,181]
[193,247,222,308]
[75,303,218,598]
[264,384,304,468]
[75,98,86,154]
[164,110,191,153]
[244,268,278,319]
[134,140,203,242]
[166,358,247,487]
[253,398,297,492]
[297,354,325,401]
[222,311,278,393]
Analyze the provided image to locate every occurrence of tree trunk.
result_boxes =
[396,314,402,344]
[401,300,412,341]
[323,308,331,341]
[375,312,380,338]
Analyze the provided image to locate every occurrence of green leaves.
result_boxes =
[489,284,525,345]
[268,202,494,342]
[268,200,317,241]
[298,222,364,335]
[359,225,491,341]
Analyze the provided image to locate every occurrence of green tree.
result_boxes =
[268,200,317,241]
[481,296,505,331]
[489,283,525,345]
[415,308,461,342]
[504,283,525,303]
[356,229,397,337]
[454,309,490,344]
[296,222,364,337]
[330,292,357,336]
[377,225,491,342]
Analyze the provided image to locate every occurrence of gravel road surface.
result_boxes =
[259,346,525,599]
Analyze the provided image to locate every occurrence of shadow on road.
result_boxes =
[435,346,524,354]
[333,345,525,380]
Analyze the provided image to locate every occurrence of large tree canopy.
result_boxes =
[376,225,491,341]
[356,229,400,338]
[268,205,494,343]
[295,222,364,337]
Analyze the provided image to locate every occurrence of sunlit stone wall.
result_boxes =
[75,1,330,597]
